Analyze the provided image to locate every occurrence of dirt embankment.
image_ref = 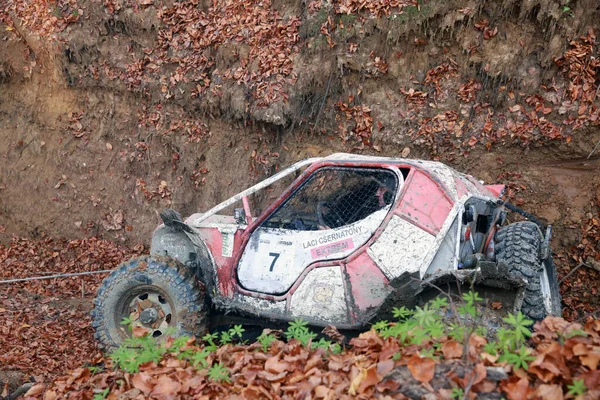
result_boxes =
[0,0,599,296]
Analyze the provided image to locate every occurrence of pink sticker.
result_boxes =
[310,238,355,259]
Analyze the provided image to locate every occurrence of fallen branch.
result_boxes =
[559,263,594,284]
[587,139,600,159]
[0,269,112,284]
[9,382,33,400]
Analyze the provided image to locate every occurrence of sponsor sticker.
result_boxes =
[310,238,354,259]
[302,226,363,249]
[220,227,236,257]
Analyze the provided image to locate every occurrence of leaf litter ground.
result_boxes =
[0,236,599,399]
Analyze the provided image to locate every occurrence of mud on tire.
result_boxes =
[495,221,561,320]
[91,255,208,351]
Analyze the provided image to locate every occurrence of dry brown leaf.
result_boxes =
[132,372,155,395]
[357,366,382,394]
[534,384,564,400]
[462,363,487,387]
[150,375,182,400]
[441,341,463,359]
[407,355,435,383]
[348,368,366,396]
[132,325,149,338]
[24,383,46,397]
[265,355,291,374]
[500,377,530,400]
[508,105,522,112]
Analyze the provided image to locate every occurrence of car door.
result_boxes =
[236,166,399,295]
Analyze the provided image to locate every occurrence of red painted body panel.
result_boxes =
[197,227,241,297]
[397,170,454,235]
[454,176,470,198]
[345,252,389,312]
[485,184,505,198]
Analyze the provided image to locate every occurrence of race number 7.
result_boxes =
[268,252,280,272]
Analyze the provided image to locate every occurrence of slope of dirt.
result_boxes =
[1,0,599,312]
[1,0,599,247]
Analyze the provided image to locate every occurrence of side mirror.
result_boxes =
[234,208,247,225]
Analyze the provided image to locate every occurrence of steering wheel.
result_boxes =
[316,201,344,229]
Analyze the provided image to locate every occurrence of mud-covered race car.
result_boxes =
[92,153,561,349]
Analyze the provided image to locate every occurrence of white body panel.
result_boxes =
[238,207,389,294]
[289,266,348,324]
[368,215,436,277]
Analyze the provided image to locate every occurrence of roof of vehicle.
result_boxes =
[314,153,455,171]
[187,153,491,228]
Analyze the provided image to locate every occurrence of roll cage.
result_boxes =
[184,153,451,231]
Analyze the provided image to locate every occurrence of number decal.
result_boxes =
[268,252,280,272]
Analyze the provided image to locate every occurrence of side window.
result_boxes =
[262,167,398,231]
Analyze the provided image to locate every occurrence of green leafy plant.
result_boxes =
[430,296,449,311]
[208,362,231,383]
[229,324,245,339]
[427,320,445,338]
[498,312,533,351]
[409,326,430,345]
[372,320,390,332]
[168,335,190,353]
[483,341,500,356]
[392,306,413,319]
[120,316,134,330]
[474,325,488,337]
[92,388,110,400]
[257,332,277,352]
[202,332,220,351]
[419,347,437,360]
[314,337,333,350]
[413,304,438,327]
[87,366,104,375]
[561,1,574,17]
[110,333,168,373]
[330,343,343,354]
[561,328,588,340]
[286,318,309,336]
[448,323,466,341]
[458,291,482,318]
[498,346,535,371]
[451,387,464,399]
[220,330,232,345]
[187,348,212,369]
[285,318,317,347]
[567,379,587,397]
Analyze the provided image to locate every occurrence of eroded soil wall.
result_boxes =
[0,0,599,257]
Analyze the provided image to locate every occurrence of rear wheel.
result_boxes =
[495,221,561,320]
[91,255,208,351]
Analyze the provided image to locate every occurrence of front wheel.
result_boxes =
[495,221,562,320]
[91,255,208,351]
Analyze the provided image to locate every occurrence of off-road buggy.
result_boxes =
[92,153,561,349]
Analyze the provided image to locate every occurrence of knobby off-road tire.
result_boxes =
[91,255,208,351]
[495,221,561,320]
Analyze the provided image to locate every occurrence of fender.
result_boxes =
[150,225,218,295]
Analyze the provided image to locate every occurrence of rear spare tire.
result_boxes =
[91,255,208,351]
[495,221,561,320]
